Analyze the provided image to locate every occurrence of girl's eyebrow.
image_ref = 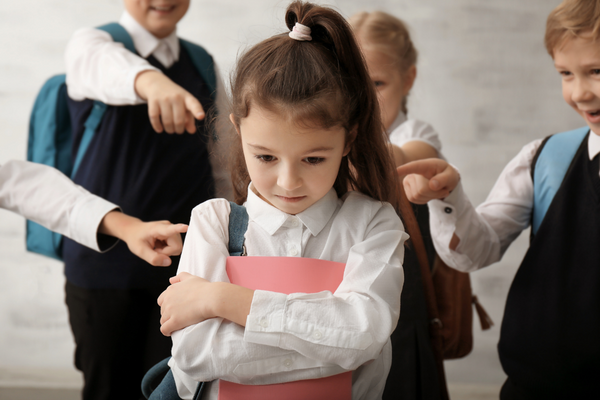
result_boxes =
[247,143,335,153]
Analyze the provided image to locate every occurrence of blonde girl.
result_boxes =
[350,11,442,166]
[350,11,446,400]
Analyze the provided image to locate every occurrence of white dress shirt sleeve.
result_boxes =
[388,119,443,157]
[170,198,405,395]
[428,139,543,272]
[65,27,159,105]
[0,160,119,252]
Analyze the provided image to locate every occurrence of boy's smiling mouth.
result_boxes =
[151,5,175,12]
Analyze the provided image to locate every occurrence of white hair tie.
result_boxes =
[289,22,312,41]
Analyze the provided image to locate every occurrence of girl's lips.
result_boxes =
[276,195,306,203]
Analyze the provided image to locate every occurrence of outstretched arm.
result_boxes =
[65,27,204,134]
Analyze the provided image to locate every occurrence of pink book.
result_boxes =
[220,256,352,400]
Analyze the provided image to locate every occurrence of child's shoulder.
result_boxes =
[340,191,402,227]
[190,198,233,224]
[389,118,442,152]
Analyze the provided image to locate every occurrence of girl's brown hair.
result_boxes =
[545,0,600,57]
[349,11,418,114]
[229,1,398,208]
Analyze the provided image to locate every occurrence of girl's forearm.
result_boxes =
[212,282,255,327]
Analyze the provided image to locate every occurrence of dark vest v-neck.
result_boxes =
[499,134,600,396]
[64,46,215,289]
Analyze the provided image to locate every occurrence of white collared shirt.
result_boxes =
[429,130,600,272]
[169,187,407,400]
[386,112,443,158]
[65,10,226,109]
[0,160,119,252]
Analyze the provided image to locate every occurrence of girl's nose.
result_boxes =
[277,164,302,191]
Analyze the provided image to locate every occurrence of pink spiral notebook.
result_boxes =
[219,256,352,400]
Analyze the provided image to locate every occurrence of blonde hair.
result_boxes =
[545,0,600,56]
[349,11,418,114]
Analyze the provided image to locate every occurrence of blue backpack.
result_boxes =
[531,126,590,236]
[26,23,217,260]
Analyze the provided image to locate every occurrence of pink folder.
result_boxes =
[220,256,352,400]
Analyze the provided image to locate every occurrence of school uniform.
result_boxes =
[169,186,407,400]
[0,160,118,251]
[428,131,600,398]
[63,11,229,400]
[383,112,444,400]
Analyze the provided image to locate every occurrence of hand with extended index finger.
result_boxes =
[396,158,460,204]
[135,70,205,134]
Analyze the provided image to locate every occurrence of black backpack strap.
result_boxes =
[228,202,249,256]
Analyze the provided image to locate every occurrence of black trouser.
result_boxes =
[65,281,172,400]
[501,377,597,400]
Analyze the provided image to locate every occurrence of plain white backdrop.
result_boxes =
[0,0,580,391]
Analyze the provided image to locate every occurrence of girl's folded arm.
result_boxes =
[171,201,407,382]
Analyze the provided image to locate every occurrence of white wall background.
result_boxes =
[0,0,581,392]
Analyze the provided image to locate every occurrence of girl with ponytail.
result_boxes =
[150,2,407,399]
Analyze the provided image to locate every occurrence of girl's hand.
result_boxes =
[396,158,460,204]
[158,272,215,336]
[158,272,255,336]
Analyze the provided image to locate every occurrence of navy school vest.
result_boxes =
[498,133,600,396]
[63,46,215,289]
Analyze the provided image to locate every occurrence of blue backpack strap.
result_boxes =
[532,126,589,235]
[71,23,136,178]
[228,202,249,256]
[180,39,217,101]
[97,22,137,53]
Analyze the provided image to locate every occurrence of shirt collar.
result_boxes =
[386,111,407,136]
[118,11,180,60]
[245,184,339,237]
[588,129,600,160]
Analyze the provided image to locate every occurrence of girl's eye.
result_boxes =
[256,155,275,163]
[304,157,324,165]
[374,81,385,87]
[559,70,572,77]
[592,69,600,75]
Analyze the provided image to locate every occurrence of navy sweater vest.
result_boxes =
[499,134,600,397]
[64,46,215,289]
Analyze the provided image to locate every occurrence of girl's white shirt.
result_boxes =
[386,112,443,158]
[169,186,407,400]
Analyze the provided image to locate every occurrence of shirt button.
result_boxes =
[313,330,322,339]
[283,359,293,367]
[260,318,268,328]
[289,247,298,256]
[444,207,453,214]
[290,218,298,227]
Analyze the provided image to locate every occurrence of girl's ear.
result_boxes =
[402,65,417,97]
[344,126,358,156]
[229,113,241,134]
